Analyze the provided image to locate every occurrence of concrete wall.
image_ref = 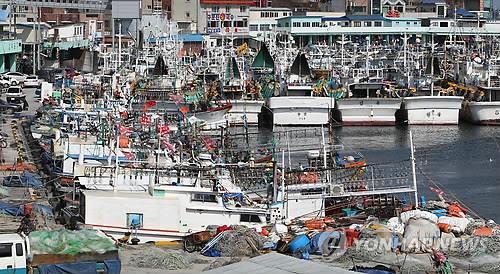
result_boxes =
[171,0,202,33]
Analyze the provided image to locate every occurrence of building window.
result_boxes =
[302,22,310,27]
[0,243,12,257]
[192,193,218,203]
[293,22,300,27]
[240,214,262,223]
[374,21,382,27]
[312,22,320,27]
[126,213,143,228]
[285,22,289,27]
[240,5,246,12]
[249,25,258,31]
[440,22,448,27]
[283,12,287,16]
[406,21,410,25]
[366,22,372,27]
[225,6,230,13]
[354,21,361,27]
[212,6,219,12]
[186,12,190,18]
[260,24,270,31]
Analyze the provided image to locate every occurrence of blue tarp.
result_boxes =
[2,172,43,188]
[104,260,121,274]
[0,200,24,216]
[37,261,97,274]
[452,8,475,17]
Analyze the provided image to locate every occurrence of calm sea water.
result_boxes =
[242,124,500,222]
[332,125,500,222]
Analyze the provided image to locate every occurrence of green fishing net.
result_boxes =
[29,229,117,255]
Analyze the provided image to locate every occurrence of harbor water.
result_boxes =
[234,123,500,221]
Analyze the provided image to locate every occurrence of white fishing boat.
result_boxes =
[462,86,500,125]
[336,82,402,126]
[403,96,464,125]
[268,53,334,126]
[81,175,267,242]
[222,56,264,125]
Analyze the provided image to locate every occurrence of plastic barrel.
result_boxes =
[288,234,310,253]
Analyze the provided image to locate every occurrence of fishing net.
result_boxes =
[29,229,117,255]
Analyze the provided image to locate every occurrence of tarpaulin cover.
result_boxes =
[29,229,117,255]
[2,172,43,188]
[37,261,97,274]
[0,200,24,216]
[104,259,121,274]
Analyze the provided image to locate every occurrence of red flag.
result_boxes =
[157,124,170,135]
[140,114,151,126]
[122,151,135,160]
[430,187,444,196]
[143,100,157,112]
[117,124,132,135]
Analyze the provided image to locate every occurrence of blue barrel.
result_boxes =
[288,234,310,253]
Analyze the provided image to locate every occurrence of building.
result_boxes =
[248,7,291,38]
[0,40,22,73]
[199,0,252,38]
[276,14,500,47]
[170,0,200,34]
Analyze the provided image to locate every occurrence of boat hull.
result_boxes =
[463,101,500,125]
[336,98,402,126]
[403,96,464,125]
[268,96,334,126]
[225,100,264,125]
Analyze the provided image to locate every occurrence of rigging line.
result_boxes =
[416,166,483,220]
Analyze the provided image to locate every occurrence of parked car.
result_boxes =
[3,72,27,85]
[6,86,24,97]
[23,75,41,88]
[0,75,11,88]
[0,99,22,114]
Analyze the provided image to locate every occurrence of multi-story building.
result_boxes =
[170,0,202,34]
[199,0,253,36]
[248,7,291,38]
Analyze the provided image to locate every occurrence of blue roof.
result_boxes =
[179,34,204,42]
[322,16,350,22]
[322,15,386,22]
[422,0,445,4]
[147,34,204,43]
[451,8,475,17]
[345,15,386,21]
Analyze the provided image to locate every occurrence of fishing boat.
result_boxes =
[267,53,334,126]
[336,82,402,126]
[80,169,267,242]
[222,56,264,126]
[462,86,500,125]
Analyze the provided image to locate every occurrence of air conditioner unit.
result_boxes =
[330,184,344,196]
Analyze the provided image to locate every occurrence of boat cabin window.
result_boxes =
[192,193,218,203]
[0,243,12,257]
[126,213,144,228]
[240,214,262,223]
[15,243,23,256]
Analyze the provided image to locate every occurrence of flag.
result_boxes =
[157,124,170,135]
[117,124,132,135]
[161,139,175,152]
[140,114,151,126]
[122,151,135,160]
[143,100,157,112]
[430,187,444,196]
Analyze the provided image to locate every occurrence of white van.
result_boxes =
[0,234,29,273]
